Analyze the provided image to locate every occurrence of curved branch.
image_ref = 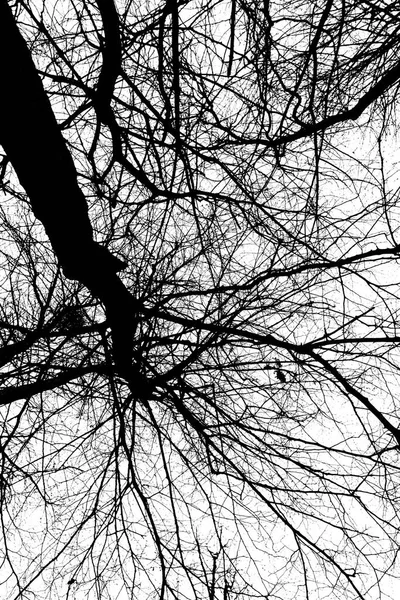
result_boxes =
[207,60,400,150]
[94,0,121,118]
[269,59,400,147]
[0,365,109,406]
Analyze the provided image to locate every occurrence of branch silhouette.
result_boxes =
[0,0,136,377]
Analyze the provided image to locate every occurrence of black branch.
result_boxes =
[0,0,136,377]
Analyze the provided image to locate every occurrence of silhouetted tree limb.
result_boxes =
[0,0,136,376]
[208,59,400,150]
[0,364,109,405]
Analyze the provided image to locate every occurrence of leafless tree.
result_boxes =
[1,0,400,599]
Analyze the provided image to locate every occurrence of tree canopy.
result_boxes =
[1,0,400,599]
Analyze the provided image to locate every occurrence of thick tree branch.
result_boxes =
[89,0,121,160]
[94,0,121,118]
[206,59,400,150]
[0,0,136,376]
[268,59,400,146]
[0,365,109,405]
[0,320,109,369]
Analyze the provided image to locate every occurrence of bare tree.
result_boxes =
[1,0,400,599]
